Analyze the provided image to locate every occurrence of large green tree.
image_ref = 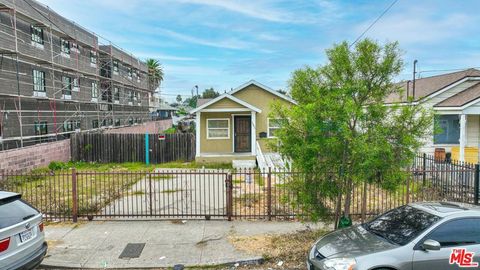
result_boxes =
[273,39,432,220]
[146,59,164,91]
[202,87,220,99]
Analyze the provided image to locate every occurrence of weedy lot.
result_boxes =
[229,228,328,270]
[1,161,232,219]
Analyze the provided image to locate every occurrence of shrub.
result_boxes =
[48,161,69,171]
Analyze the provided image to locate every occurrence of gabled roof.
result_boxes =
[190,93,262,113]
[385,68,480,103]
[434,82,480,108]
[229,80,297,104]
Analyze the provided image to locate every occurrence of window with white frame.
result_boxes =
[73,77,80,91]
[32,70,46,92]
[90,50,97,64]
[63,120,74,132]
[207,119,230,139]
[71,42,79,53]
[434,115,460,144]
[60,38,70,55]
[62,76,72,96]
[114,87,120,101]
[30,25,44,44]
[91,82,98,99]
[113,60,119,73]
[128,90,134,102]
[268,118,287,138]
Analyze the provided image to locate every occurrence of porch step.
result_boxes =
[232,159,256,169]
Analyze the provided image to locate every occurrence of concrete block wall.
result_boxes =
[105,119,173,134]
[0,139,70,172]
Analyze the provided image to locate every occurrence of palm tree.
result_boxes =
[146,59,164,92]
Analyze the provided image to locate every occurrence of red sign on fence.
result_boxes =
[158,135,165,141]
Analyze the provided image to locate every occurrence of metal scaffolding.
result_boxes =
[0,0,153,150]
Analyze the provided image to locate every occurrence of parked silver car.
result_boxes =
[0,191,47,270]
[308,202,480,270]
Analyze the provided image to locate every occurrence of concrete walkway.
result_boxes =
[102,169,227,218]
[42,220,323,269]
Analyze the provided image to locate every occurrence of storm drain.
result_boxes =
[119,243,146,259]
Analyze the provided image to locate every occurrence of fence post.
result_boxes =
[406,170,410,204]
[267,167,272,221]
[474,164,479,205]
[225,173,233,221]
[145,133,150,165]
[361,181,367,222]
[71,168,78,223]
[422,153,426,185]
[149,172,153,216]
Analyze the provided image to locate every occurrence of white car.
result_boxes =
[0,191,47,270]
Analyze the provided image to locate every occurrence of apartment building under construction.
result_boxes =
[0,0,154,150]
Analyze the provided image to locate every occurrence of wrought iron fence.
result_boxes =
[0,154,478,222]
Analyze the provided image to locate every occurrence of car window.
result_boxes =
[364,205,441,245]
[0,198,39,229]
[427,218,480,247]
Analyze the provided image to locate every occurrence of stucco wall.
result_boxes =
[198,85,294,155]
[206,98,245,109]
[0,139,71,172]
[200,112,235,153]
[232,85,293,153]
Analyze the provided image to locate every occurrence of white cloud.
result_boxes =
[134,52,198,62]
[174,0,313,23]
[155,28,253,50]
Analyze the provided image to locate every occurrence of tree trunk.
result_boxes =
[334,192,342,229]
[361,181,367,222]
[343,179,353,218]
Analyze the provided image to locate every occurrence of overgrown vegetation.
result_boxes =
[230,229,328,269]
[273,39,432,221]
[2,160,233,219]
[45,160,233,172]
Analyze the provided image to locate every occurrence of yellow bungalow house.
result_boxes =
[191,80,296,166]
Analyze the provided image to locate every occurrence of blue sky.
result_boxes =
[37,0,480,102]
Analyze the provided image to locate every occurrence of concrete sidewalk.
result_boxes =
[41,220,323,269]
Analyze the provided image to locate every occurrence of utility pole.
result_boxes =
[412,60,418,100]
[406,80,411,99]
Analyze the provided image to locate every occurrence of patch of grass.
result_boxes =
[46,161,157,172]
[163,127,176,134]
[4,167,145,218]
[45,160,233,172]
[161,189,183,193]
[155,161,233,169]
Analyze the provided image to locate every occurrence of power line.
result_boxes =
[349,0,399,48]
[418,67,480,74]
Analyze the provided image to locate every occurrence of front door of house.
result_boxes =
[234,116,251,153]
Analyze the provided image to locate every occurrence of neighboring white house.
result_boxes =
[386,68,480,163]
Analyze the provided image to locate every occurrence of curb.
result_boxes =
[39,257,265,269]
